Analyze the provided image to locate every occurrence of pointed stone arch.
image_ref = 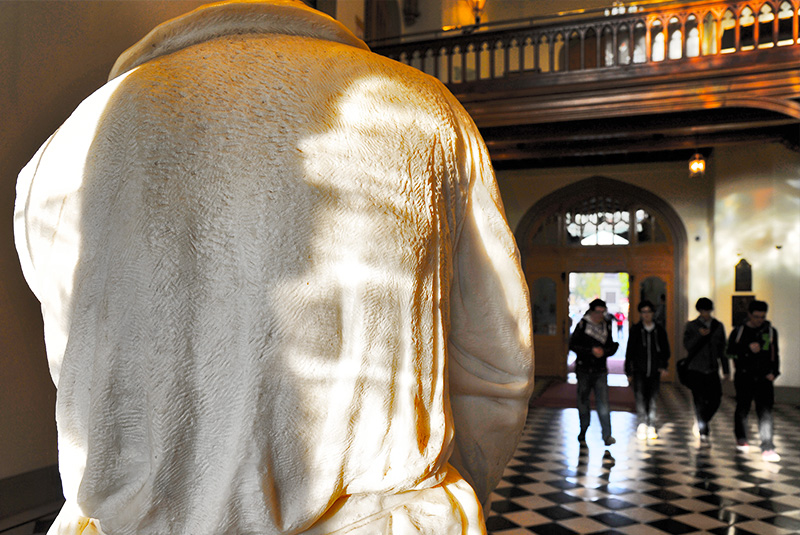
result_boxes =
[515,176,688,379]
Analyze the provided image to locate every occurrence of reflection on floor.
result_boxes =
[5,384,798,535]
[487,383,800,535]
[567,362,630,387]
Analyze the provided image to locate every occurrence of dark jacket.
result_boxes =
[625,322,670,377]
[682,317,729,375]
[569,315,618,373]
[727,320,780,379]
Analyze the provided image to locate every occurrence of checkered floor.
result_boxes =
[7,384,798,535]
[487,382,800,535]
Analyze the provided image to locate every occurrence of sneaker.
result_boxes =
[647,426,659,440]
[699,434,710,447]
[604,436,616,446]
[636,423,648,440]
[762,450,781,462]
[736,440,750,453]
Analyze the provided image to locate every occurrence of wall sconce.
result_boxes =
[689,152,705,177]
[465,0,488,25]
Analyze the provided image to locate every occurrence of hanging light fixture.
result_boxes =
[689,152,706,177]
[465,0,488,25]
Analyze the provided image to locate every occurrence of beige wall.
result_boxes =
[713,143,800,390]
[334,0,366,39]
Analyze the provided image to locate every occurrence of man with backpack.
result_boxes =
[727,300,781,462]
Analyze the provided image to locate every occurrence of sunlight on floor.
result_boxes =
[567,372,629,387]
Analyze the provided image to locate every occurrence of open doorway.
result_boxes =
[567,272,629,386]
[516,177,686,381]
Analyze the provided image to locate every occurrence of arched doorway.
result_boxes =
[515,176,688,380]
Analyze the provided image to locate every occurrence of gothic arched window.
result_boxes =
[530,195,670,247]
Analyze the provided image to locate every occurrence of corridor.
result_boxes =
[487,383,800,535]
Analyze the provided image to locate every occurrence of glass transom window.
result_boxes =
[532,195,668,246]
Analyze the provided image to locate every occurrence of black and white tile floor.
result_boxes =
[6,384,798,535]
[487,383,800,535]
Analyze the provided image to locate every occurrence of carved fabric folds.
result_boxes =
[14,1,534,534]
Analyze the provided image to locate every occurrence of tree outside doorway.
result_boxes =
[567,272,629,386]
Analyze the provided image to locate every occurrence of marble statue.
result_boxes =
[14,1,534,533]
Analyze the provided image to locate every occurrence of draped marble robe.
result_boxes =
[14,1,534,533]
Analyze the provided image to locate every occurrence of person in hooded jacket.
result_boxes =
[569,298,619,446]
[625,300,670,440]
[727,300,781,462]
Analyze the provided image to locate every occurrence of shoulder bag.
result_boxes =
[678,321,718,386]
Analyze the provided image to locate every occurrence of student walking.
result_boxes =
[727,300,781,462]
[682,298,729,445]
[625,300,670,440]
[570,299,619,446]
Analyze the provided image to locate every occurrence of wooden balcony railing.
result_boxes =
[370,1,800,87]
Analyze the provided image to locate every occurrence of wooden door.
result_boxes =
[514,177,685,380]
[529,271,569,377]
[628,248,675,379]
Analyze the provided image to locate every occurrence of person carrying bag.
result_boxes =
[681,298,729,445]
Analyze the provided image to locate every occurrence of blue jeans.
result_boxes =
[576,369,611,439]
